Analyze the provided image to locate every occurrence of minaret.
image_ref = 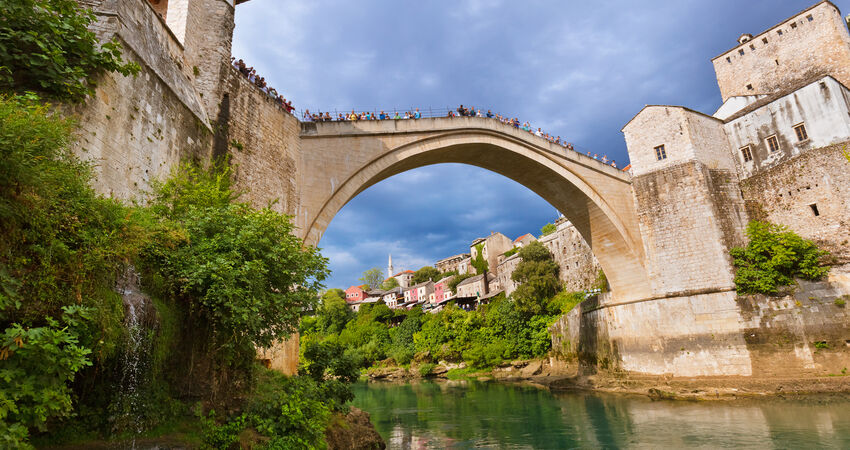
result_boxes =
[387,254,394,279]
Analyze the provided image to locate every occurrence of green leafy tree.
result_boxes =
[511,241,561,316]
[381,277,399,290]
[471,243,488,274]
[142,161,329,357]
[413,266,441,284]
[540,223,557,237]
[0,0,140,101]
[358,267,384,290]
[317,289,352,335]
[730,221,830,294]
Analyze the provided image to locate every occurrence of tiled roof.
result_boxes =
[513,233,533,243]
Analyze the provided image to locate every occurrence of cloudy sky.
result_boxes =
[232,0,848,289]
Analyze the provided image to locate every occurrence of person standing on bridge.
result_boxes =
[393,111,402,119]
[414,108,421,119]
[349,110,358,121]
[379,111,387,120]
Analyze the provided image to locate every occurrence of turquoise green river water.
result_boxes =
[351,380,850,449]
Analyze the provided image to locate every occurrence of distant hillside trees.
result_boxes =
[413,266,441,284]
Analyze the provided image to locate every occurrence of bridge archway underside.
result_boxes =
[298,117,650,301]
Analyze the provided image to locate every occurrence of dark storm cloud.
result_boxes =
[232,0,848,288]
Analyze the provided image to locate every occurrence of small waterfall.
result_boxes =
[113,266,155,444]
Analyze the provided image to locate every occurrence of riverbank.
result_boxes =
[365,357,850,400]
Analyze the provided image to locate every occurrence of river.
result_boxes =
[351,380,850,449]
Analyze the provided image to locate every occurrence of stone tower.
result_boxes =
[622,106,748,296]
[387,254,394,279]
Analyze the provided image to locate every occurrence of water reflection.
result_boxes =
[351,380,850,449]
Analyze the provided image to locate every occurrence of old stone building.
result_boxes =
[469,232,514,276]
[539,218,602,293]
[496,219,602,296]
[435,253,470,274]
[626,0,850,284]
[455,273,497,299]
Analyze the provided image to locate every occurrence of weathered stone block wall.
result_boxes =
[222,69,301,216]
[551,276,850,377]
[725,76,850,178]
[632,161,747,295]
[180,0,235,119]
[741,143,850,262]
[738,279,850,376]
[69,0,214,201]
[711,2,850,101]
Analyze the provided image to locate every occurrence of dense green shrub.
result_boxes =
[316,289,352,335]
[142,162,328,357]
[0,95,137,336]
[0,94,142,446]
[201,370,333,450]
[511,241,561,316]
[300,338,359,408]
[463,341,508,368]
[0,0,139,100]
[730,221,830,294]
[0,306,94,448]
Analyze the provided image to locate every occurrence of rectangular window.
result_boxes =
[777,29,783,36]
[738,49,745,55]
[810,204,820,216]
[806,14,813,22]
[749,44,755,51]
[746,84,753,90]
[726,56,731,63]
[790,22,797,29]
[766,135,780,152]
[762,37,768,44]
[793,123,808,141]
[740,146,753,162]
[654,145,667,161]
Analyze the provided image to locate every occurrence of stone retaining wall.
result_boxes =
[551,271,850,377]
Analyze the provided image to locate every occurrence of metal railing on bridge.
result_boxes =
[298,106,629,171]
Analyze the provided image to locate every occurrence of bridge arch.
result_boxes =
[297,117,651,301]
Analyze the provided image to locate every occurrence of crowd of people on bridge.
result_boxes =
[302,108,425,122]
[232,58,295,113]
[302,104,620,169]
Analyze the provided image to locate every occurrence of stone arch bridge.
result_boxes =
[297,117,650,302]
